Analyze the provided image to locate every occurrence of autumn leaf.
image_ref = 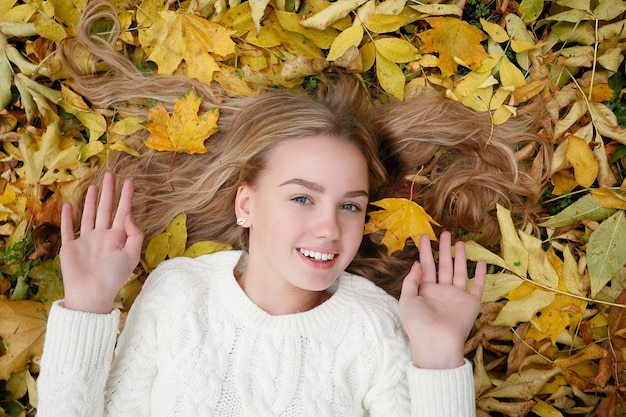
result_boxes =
[143,212,232,271]
[30,258,64,314]
[525,250,587,343]
[587,210,626,297]
[300,0,369,30]
[540,194,616,228]
[566,135,599,188]
[492,287,555,327]
[375,52,405,100]
[482,366,562,400]
[183,241,232,258]
[364,198,439,254]
[418,17,488,76]
[589,188,626,211]
[11,123,81,189]
[326,24,363,61]
[0,298,46,380]
[496,204,529,277]
[140,10,236,83]
[144,90,219,154]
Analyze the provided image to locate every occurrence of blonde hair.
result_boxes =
[374,94,551,244]
[349,94,552,296]
[60,0,552,297]
[59,1,386,252]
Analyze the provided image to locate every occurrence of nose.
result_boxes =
[313,209,341,240]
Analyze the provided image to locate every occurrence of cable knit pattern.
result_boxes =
[37,250,476,417]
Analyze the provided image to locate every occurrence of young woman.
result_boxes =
[37,86,485,417]
[36,1,551,415]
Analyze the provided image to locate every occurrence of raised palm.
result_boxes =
[399,232,485,369]
[60,172,143,313]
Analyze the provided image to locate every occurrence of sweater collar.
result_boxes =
[211,250,355,333]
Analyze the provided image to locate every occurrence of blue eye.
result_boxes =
[293,196,311,205]
[341,203,361,212]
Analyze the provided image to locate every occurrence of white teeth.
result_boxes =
[300,249,335,261]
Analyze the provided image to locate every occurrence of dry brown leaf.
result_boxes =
[0,298,46,380]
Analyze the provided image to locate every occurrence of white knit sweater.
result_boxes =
[37,250,476,417]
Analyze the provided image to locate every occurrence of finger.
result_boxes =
[95,172,116,229]
[452,240,469,289]
[399,262,422,305]
[418,234,436,283]
[60,203,75,246]
[470,260,487,298]
[80,184,100,232]
[438,231,453,285]
[123,214,144,265]
[112,178,135,230]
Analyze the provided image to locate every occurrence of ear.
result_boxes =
[234,183,253,227]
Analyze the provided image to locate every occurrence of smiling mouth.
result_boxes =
[299,248,336,261]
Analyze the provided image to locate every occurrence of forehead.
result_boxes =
[262,136,369,186]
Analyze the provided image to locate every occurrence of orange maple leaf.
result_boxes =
[144,90,219,154]
[364,198,440,254]
[418,17,488,76]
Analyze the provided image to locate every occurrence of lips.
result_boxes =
[299,248,336,261]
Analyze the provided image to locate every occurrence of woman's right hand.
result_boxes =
[60,172,144,313]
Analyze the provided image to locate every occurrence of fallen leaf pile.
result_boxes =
[1,0,626,415]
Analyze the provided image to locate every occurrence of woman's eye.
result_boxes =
[341,203,361,212]
[293,196,311,205]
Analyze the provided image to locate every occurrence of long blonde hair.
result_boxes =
[60,2,390,251]
[375,93,552,245]
[349,95,552,297]
[60,0,551,297]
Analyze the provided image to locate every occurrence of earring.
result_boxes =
[236,218,247,226]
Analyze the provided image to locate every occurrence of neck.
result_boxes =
[237,272,330,315]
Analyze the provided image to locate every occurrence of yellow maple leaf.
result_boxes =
[140,10,236,84]
[525,249,587,344]
[364,198,439,254]
[11,123,81,188]
[0,298,47,380]
[144,90,219,154]
[418,17,488,76]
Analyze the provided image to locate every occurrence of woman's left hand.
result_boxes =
[399,231,485,369]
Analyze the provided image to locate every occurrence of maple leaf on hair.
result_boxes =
[364,198,439,255]
[144,90,219,155]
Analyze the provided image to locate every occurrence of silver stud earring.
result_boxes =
[236,218,247,226]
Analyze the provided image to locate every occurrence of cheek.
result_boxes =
[344,216,366,245]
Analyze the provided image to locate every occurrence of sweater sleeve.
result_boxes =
[37,271,164,417]
[36,301,120,417]
[408,360,476,417]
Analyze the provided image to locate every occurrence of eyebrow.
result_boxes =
[279,178,369,198]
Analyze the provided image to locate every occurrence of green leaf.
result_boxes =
[0,53,12,110]
[540,194,617,228]
[30,258,64,314]
[587,210,626,297]
[593,0,626,20]
[545,9,591,23]
[518,0,543,22]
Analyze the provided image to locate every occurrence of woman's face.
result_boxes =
[235,135,369,312]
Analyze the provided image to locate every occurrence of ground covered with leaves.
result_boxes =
[1,0,626,416]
